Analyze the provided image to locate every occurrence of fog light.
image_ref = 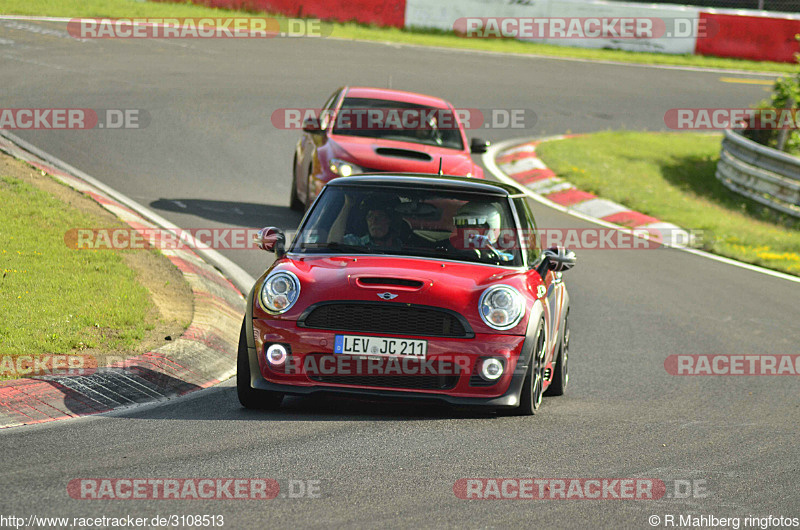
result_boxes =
[266,344,288,366]
[480,358,504,381]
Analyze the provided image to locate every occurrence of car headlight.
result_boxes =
[328,158,363,177]
[479,285,524,330]
[259,271,301,314]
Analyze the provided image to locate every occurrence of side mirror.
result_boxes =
[255,227,286,258]
[470,138,490,154]
[543,246,576,272]
[302,117,321,133]
[535,246,576,278]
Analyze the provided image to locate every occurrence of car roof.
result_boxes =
[326,174,523,197]
[343,87,452,109]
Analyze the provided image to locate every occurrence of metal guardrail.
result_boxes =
[715,128,800,218]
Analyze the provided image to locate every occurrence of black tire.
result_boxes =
[545,310,569,397]
[290,155,304,211]
[515,318,546,416]
[237,318,283,410]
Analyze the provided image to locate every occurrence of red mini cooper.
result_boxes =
[239,175,576,415]
[290,87,489,211]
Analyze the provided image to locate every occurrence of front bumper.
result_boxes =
[250,318,530,408]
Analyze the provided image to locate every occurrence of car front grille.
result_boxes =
[299,302,472,338]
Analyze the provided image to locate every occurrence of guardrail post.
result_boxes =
[775,98,794,152]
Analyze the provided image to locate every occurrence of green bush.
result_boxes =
[744,35,800,156]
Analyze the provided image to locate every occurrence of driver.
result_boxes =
[451,202,514,262]
[343,196,404,249]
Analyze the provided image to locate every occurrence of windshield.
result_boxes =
[330,97,465,150]
[290,186,524,267]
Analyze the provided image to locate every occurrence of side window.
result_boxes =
[319,89,342,131]
[513,198,540,265]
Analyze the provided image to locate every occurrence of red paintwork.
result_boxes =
[514,168,557,184]
[254,256,539,335]
[294,87,485,206]
[602,210,660,228]
[251,255,562,399]
[179,0,407,29]
[253,318,527,398]
[695,12,800,64]
[327,135,478,176]
[545,188,597,207]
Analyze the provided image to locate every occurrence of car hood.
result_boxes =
[329,135,477,176]
[259,255,535,335]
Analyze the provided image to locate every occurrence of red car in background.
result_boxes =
[290,87,490,211]
[241,174,576,415]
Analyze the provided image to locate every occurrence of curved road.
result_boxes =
[1,19,798,528]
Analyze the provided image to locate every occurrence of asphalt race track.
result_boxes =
[1,19,798,528]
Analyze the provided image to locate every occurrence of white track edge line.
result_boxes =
[483,136,800,285]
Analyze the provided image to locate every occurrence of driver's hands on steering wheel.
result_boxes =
[467,233,513,262]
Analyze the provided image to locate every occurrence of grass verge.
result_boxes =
[1,0,796,74]
[535,131,800,276]
[0,153,192,380]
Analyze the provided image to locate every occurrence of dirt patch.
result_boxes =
[0,153,193,361]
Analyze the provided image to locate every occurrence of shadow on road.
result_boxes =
[111,385,501,423]
[43,367,203,417]
[150,198,303,229]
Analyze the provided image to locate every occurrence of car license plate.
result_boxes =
[334,335,427,359]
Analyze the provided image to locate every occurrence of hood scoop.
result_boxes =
[356,277,425,290]
[375,147,432,162]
